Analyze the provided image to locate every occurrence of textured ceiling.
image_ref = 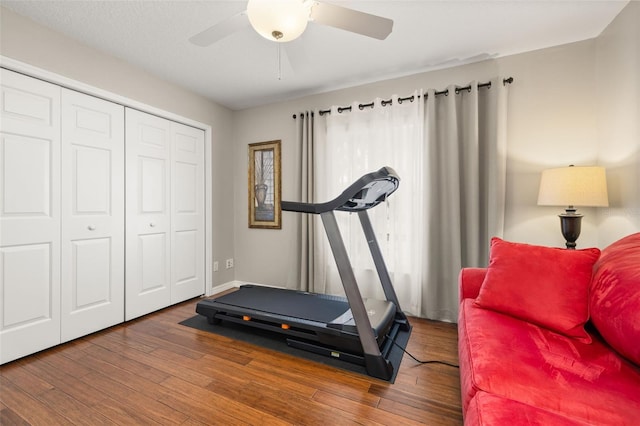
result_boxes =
[1,0,629,110]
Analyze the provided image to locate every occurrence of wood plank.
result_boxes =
[205,378,373,425]
[35,388,114,425]
[312,389,425,426]
[89,327,157,354]
[0,358,55,395]
[33,346,94,378]
[0,406,31,425]
[369,382,462,420]
[95,342,215,388]
[180,352,318,400]
[159,376,289,425]
[80,343,171,384]
[0,376,72,425]
[19,356,108,407]
[80,370,189,425]
[378,396,463,426]
[111,326,206,360]
[69,351,170,396]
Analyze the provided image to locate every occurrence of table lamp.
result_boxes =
[537,165,608,249]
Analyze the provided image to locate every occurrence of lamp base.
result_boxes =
[559,211,583,249]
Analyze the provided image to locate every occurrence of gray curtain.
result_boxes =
[422,78,509,321]
[296,111,315,291]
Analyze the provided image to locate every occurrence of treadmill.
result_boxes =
[196,166,410,380]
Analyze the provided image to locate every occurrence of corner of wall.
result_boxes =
[595,1,640,248]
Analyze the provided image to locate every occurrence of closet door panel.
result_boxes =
[0,69,61,364]
[126,108,171,320]
[2,136,51,217]
[1,244,54,331]
[139,233,168,289]
[74,147,110,213]
[71,238,111,303]
[61,89,124,342]
[171,123,205,303]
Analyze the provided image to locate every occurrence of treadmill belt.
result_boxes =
[215,286,350,324]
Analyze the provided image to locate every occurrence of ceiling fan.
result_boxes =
[189,0,394,46]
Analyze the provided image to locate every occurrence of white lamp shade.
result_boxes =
[247,0,309,42]
[537,166,609,207]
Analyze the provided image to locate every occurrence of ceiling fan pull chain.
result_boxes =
[277,43,282,81]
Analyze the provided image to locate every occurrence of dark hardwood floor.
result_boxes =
[0,297,462,425]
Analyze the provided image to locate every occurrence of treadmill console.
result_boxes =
[282,166,400,214]
[338,176,398,212]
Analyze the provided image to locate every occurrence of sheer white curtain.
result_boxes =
[313,93,425,316]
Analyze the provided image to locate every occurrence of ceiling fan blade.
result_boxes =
[309,1,393,40]
[189,11,250,47]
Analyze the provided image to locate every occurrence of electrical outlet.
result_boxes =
[225,258,234,269]
[213,261,219,272]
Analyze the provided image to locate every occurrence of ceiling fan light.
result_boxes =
[247,0,309,42]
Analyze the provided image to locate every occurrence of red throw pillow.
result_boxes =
[475,237,600,343]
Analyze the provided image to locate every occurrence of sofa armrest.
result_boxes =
[459,268,487,302]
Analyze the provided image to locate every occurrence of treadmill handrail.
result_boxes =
[281,166,399,214]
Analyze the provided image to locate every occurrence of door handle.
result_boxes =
[88,225,96,231]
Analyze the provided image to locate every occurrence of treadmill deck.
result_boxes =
[196,285,397,352]
[212,285,351,324]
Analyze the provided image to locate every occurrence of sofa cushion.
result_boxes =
[466,392,591,426]
[590,232,640,365]
[474,238,600,342]
[458,299,640,425]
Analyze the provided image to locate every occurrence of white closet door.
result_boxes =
[171,123,205,303]
[125,108,172,320]
[60,89,124,342]
[0,69,61,363]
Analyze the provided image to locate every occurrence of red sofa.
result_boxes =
[458,233,640,425]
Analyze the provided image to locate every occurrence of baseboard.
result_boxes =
[208,280,241,296]
[208,281,286,297]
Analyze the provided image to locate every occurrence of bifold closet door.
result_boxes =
[125,109,172,320]
[60,89,125,342]
[0,69,61,364]
[170,122,205,304]
[125,109,205,320]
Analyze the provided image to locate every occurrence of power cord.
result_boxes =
[388,336,460,368]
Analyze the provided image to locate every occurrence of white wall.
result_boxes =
[0,6,237,287]
[233,3,639,288]
[595,1,640,247]
[499,41,600,247]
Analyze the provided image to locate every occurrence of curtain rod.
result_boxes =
[293,77,513,119]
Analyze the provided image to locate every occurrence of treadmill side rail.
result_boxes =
[357,210,409,329]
